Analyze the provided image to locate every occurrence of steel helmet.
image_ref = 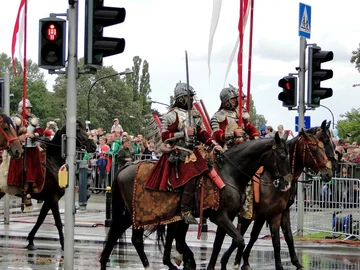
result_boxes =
[18,99,32,114]
[174,82,196,99]
[220,85,238,103]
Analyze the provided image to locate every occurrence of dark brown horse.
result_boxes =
[100,132,292,270]
[0,120,96,250]
[214,123,334,270]
[0,113,23,159]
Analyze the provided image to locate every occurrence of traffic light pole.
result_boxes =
[297,37,307,237]
[64,1,78,269]
[3,71,10,225]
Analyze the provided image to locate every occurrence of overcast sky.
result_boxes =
[1,0,359,133]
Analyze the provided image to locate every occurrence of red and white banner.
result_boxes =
[11,0,26,76]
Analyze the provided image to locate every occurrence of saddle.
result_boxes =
[5,147,46,195]
[132,162,220,228]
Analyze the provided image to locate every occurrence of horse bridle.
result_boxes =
[291,136,329,179]
[0,117,19,151]
[222,141,289,185]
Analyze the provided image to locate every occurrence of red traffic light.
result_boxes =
[278,78,291,90]
[42,21,62,42]
[46,24,58,41]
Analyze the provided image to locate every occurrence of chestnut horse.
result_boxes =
[215,123,334,270]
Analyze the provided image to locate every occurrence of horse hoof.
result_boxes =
[232,264,240,270]
[241,265,252,270]
[26,244,37,250]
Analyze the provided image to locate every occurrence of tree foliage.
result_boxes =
[336,108,360,143]
[350,44,360,72]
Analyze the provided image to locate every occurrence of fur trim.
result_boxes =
[0,151,20,195]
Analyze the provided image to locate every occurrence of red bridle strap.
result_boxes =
[0,118,19,150]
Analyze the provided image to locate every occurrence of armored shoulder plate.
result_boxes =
[214,111,226,123]
[12,114,22,126]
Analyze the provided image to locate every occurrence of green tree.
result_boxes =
[350,44,360,72]
[0,53,53,126]
[248,95,267,131]
[336,108,360,142]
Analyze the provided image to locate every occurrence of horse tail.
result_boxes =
[156,224,166,252]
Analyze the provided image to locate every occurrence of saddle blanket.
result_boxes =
[132,162,220,228]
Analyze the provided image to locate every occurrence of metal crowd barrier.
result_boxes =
[290,177,360,239]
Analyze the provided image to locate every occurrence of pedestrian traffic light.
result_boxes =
[38,17,66,70]
[84,0,126,69]
[278,76,297,108]
[307,46,333,107]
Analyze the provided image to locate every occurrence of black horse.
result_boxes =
[100,132,292,270]
[0,120,96,250]
[0,113,23,159]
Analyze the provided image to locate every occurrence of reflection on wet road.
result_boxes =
[0,237,359,269]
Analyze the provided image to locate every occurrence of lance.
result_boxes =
[185,51,192,126]
[237,0,244,128]
[185,50,194,147]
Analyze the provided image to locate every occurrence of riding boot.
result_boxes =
[25,182,33,211]
[181,178,198,224]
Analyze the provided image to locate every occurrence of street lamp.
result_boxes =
[320,104,335,129]
[146,97,170,107]
[87,68,133,122]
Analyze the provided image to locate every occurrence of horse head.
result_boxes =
[0,114,23,159]
[297,128,333,182]
[307,120,337,177]
[56,121,97,153]
[260,132,292,185]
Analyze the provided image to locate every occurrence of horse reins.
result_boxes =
[0,117,19,150]
[291,136,328,182]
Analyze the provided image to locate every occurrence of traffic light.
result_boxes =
[307,46,333,107]
[85,0,126,69]
[38,17,66,70]
[278,76,297,108]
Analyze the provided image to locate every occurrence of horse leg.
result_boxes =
[50,201,64,250]
[281,209,304,270]
[228,217,252,270]
[162,223,178,270]
[132,227,152,269]
[207,227,226,270]
[175,221,194,270]
[268,215,283,270]
[100,213,131,270]
[26,200,52,250]
[209,213,244,270]
[241,218,266,270]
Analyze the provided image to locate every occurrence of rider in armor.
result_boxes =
[9,99,44,209]
[211,84,259,150]
[146,82,223,224]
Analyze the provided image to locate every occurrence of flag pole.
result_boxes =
[21,0,28,124]
[246,0,254,112]
[237,0,244,128]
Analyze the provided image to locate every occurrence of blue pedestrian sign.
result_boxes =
[299,3,311,39]
[295,116,311,132]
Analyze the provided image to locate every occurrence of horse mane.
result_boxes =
[225,137,275,156]
[0,113,15,129]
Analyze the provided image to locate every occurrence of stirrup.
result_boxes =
[24,194,33,211]
[181,211,198,224]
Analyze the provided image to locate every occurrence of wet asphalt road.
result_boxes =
[0,195,359,269]
[0,234,359,269]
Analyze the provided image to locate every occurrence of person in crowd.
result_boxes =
[108,132,121,174]
[277,124,294,139]
[111,118,123,134]
[96,136,110,193]
[96,127,104,145]
[260,124,267,138]
[265,125,276,138]
[9,98,44,209]
[211,84,259,150]
[117,135,133,168]
[146,82,223,224]
[131,137,141,160]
